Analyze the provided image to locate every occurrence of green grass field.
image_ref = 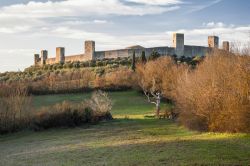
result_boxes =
[0,91,249,166]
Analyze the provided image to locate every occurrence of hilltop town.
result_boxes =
[34,33,230,66]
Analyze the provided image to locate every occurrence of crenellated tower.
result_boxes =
[85,41,95,60]
[41,50,48,65]
[34,54,40,66]
[208,36,219,48]
[56,47,65,63]
[173,33,184,57]
[223,41,230,51]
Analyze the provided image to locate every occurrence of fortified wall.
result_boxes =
[34,33,230,66]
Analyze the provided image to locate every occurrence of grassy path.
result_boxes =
[0,91,249,166]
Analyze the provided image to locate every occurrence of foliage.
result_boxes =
[175,51,250,132]
[131,51,136,71]
[136,56,187,99]
[0,85,33,134]
[0,88,113,134]
[33,91,112,131]
[148,50,160,61]
[86,90,112,115]
[140,50,147,63]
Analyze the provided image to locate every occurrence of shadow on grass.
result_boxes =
[0,118,249,166]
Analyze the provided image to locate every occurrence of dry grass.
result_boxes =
[0,85,32,133]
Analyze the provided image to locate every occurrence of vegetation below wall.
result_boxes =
[0,54,202,85]
[0,86,113,134]
[136,51,250,133]
[1,50,249,133]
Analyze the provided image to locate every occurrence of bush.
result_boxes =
[175,51,250,132]
[0,85,33,134]
[32,91,113,131]
[148,50,160,61]
[86,90,112,114]
[33,102,92,130]
[136,56,187,99]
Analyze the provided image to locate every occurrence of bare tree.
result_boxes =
[143,89,161,117]
[136,57,178,118]
[140,76,162,117]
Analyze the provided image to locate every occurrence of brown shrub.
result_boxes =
[86,90,112,115]
[33,91,113,131]
[102,67,137,89]
[175,50,250,132]
[136,56,188,99]
[0,84,33,133]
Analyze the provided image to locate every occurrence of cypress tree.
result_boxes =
[141,50,147,63]
[131,50,136,71]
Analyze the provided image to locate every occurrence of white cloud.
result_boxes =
[0,26,31,34]
[0,0,180,20]
[188,0,222,13]
[93,20,108,24]
[125,0,182,5]
[203,22,226,28]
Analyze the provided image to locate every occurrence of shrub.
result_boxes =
[0,85,33,134]
[33,102,93,130]
[136,56,187,99]
[104,67,137,89]
[32,91,113,131]
[86,90,112,114]
[148,50,160,61]
[175,50,250,132]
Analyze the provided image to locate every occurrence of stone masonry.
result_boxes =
[34,33,230,66]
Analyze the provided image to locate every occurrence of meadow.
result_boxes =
[0,91,249,166]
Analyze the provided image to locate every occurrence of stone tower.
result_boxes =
[85,41,95,60]
[34,54,40,66]
[223,41,230,51]
[56,47,65,63]
[41,50,48,65]
[173,33,184,57]
[208,36,219,48]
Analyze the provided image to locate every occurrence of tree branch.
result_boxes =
[144,91,157,105]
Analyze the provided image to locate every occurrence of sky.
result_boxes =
[0,0,250,72]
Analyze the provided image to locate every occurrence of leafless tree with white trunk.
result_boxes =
[141,78,162,117]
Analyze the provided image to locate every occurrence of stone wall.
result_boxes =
[65,54,85,62]
[46,58,56,65]
[184,45,212,57]
[34,33,229,66]
[95,46,176,60]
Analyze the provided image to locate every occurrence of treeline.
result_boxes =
[0,57,132,83]
[137,50,250,133]
[0,50,202,95]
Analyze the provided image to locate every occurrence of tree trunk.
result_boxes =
[155,94,161,118]
[155,103,160,118]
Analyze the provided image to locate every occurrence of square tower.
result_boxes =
[173,33,184,57]
[223,41,229,51]
[41,50,48,65]
[85,41,95,60]
[34,54,40,66]
[208,36,219,48]
[56,47,65,63]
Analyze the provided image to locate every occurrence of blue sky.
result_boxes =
[0,0,249,72]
